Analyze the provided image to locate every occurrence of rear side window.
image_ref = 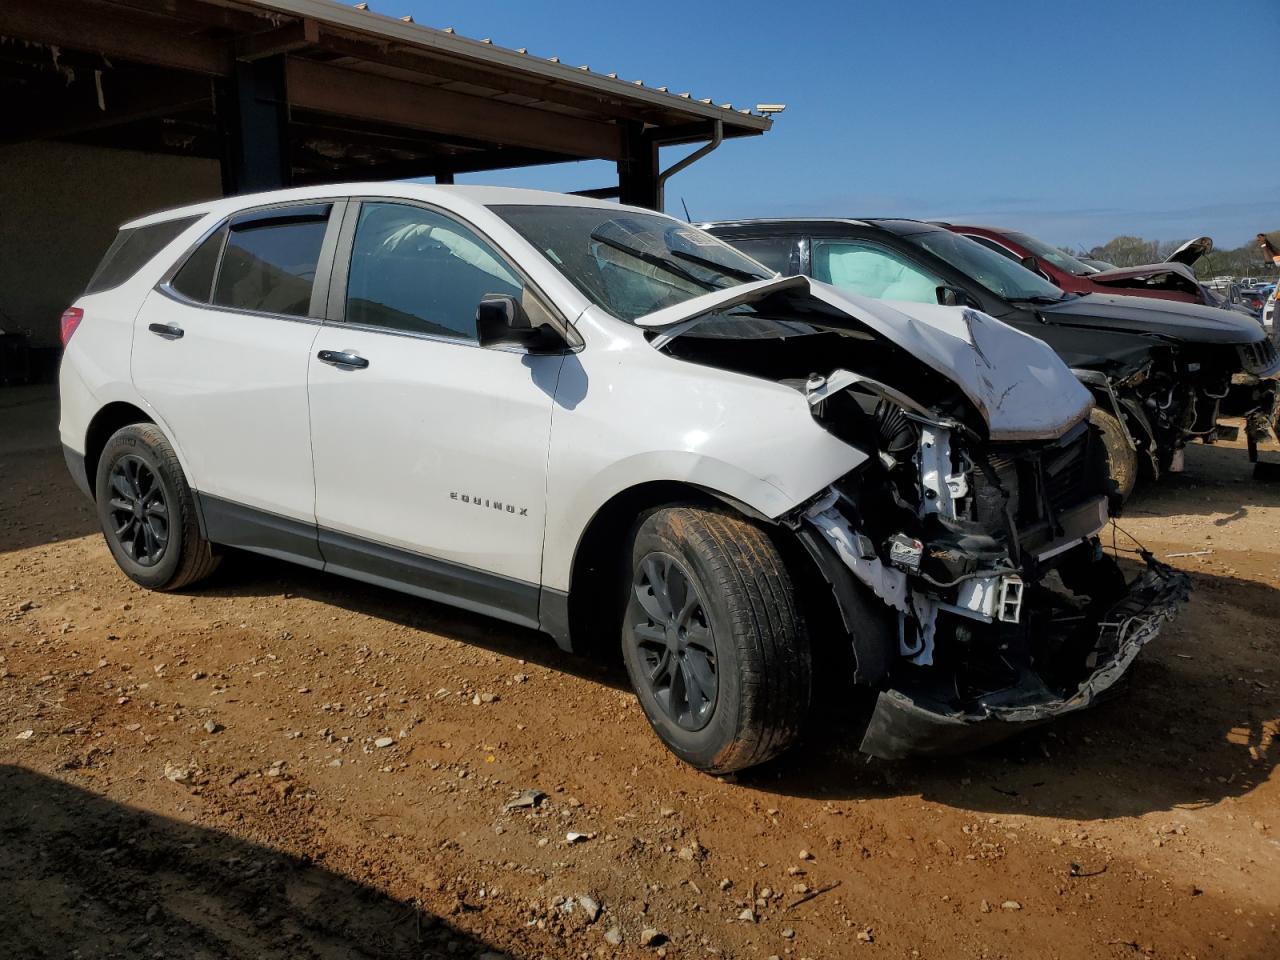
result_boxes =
[85,216,201,294]
[169,226,226,303]
[211,204,331,317]
[729,237,796,275]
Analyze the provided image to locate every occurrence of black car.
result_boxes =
[704,218,1280,498]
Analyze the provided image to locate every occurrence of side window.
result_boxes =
[965,234,1020,262]
[211,205,331,317]
[85,215,201,295]
[812,240,942,304]
[169,225,226,303]
[345,202,523,340]
[730,237,796,275]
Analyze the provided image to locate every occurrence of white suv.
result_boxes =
[60,185,1188,771]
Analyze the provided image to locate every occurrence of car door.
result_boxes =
[131,200,343,564]
[307,199,565,626]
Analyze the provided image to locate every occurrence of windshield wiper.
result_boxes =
[589,230,718,291]
[669,248,768,282]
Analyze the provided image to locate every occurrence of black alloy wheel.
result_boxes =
[620,505,811,774]
[628,552,719,731]
[106,454,169,567]
[94,422,220,590]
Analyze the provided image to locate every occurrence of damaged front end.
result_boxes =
[793,384,1189,758]
[646,277,1191,758]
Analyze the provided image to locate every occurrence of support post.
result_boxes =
[219,55,290,195]
[616,120,659,210]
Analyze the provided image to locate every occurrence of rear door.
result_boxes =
[131,201,343,562]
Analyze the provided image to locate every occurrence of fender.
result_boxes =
[540,448,864,594]
[61,365,203,504]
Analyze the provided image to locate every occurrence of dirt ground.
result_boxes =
[2,384,1278,960]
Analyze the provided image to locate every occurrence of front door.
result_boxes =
[307,200,564,625]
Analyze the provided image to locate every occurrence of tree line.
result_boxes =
[1068,231,1280,278]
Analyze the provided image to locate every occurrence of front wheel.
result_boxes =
[1091,407,1137,503]
[621,506,811,773]
[95,423,220,590]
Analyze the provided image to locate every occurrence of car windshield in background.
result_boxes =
[1003,230,1096,278]
[493,205,771,322]
[910,229,1068,303]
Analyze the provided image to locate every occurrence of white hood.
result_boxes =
[635,275,1093,442]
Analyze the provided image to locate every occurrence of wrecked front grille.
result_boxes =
[1041,424,1095,515]
[970,421,1103,539]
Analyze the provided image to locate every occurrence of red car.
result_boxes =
[939,223,1217,306]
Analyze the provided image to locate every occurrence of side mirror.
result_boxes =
[476,294,563,352]
[935,285,976,308]
[1020,254,1039,272]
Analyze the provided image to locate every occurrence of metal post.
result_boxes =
[616,120,659,210]
[219,55,290,195]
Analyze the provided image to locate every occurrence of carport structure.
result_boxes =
[0,0,773,354]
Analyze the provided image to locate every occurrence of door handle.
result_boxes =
[317,349,369,369]
[148,322,184,340]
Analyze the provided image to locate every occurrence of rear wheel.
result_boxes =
[1091,407,1137,502]
[621,506,811,773]
[95,423,219,590]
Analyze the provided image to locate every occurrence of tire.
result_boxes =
[620,506,811,773]
[1091,407,1137,503]
[94,423,219,591]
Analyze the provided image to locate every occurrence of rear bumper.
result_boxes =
[62,444,92,501]
[859,559,1191,759]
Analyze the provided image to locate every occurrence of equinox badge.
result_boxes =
[450,492,528,516]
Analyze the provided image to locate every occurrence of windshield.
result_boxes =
[909,228,1068,302]
[492,205,771,321]
[1002,230,1096,278]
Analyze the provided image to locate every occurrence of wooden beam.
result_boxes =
[236,17,319,62]
[286,58,621,161]
[0,0,231,75]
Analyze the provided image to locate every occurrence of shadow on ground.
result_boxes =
[0,764,503,960]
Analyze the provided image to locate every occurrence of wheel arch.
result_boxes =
[554,480,852,680]
[83,401,155,495]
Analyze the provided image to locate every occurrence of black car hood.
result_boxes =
[1038,292,1265,345]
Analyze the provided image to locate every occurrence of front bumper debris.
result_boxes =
[859,559,1191,759]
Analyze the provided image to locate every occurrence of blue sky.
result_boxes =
[401,0,1278,249]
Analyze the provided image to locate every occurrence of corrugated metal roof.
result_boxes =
[246,0,774,130]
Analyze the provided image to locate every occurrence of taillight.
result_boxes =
[60,307,84,346]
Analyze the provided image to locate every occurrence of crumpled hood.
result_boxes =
[1088,261,1199,286]
[1041,291,1267,345]
[636,275,1093,442]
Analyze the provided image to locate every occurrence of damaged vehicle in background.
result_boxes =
[60,185,1188,770]
[939,225,1232,309]
[705,218,1280,499]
